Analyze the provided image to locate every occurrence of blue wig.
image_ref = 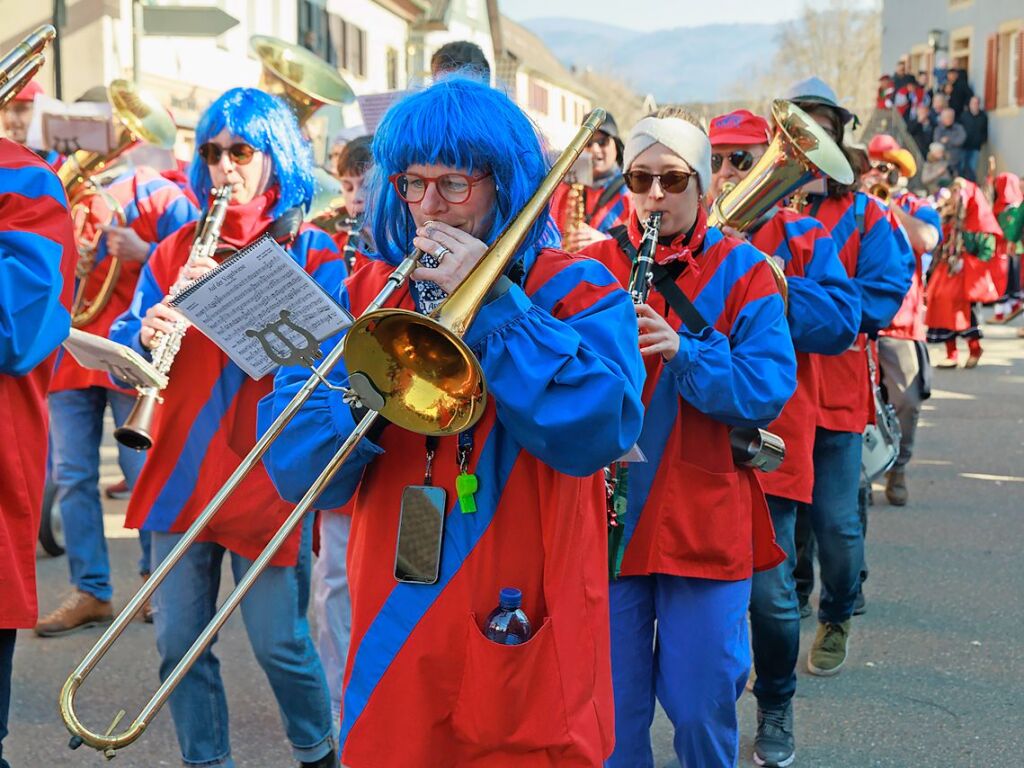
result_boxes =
[189,87,315,216]
[366,77,558,267]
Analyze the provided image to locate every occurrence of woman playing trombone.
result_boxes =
[261,77,645,767]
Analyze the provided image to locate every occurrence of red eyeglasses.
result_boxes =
[388,171,492,204]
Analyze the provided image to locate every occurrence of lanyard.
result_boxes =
[422,430,478,513]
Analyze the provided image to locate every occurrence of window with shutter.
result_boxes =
[984,33,998,108]
[1017,31,1024,106]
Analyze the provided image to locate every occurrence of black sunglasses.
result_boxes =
[711,150,756,173]
[198,142,257,166]
[587,133,612,149]
[623,170,695,195]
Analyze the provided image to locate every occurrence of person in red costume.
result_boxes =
[0,79,63,169]
[36,100,199,635]
[110,88,343,768]
[708,108,860,768]
[925,179,1003,368]
[0,137,77,768]
[262,77,645,768]
[864,134,942,506]
[989,173,1024,325]
[581,106,796,767]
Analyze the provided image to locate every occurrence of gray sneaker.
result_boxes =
[753,702,795,767]
[807,620,851,676]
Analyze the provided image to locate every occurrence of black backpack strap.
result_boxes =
[585,176,627,225]
[608,224,635,260]
[650,262,709,334]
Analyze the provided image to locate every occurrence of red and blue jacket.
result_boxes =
[0,139,76,627]
[51,165,199,392]
[550,171,632,237]
[582,213,796,581]
[260,247,644,767]
[110,190,346,566]
[750,207,860,503]
[803,192,914,433]
[881,191,942,342]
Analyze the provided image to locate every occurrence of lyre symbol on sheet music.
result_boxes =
[54,136,82,155]
[246,310,321,369]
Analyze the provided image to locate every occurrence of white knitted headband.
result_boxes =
[622,116,712,194]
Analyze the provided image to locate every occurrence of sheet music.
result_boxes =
[170,235,353,379]
[62,329,167,389]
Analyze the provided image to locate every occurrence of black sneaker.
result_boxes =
[853,589,866,616]
[753,701,795,767]
[798,596,811,619]
[300,750,337,768]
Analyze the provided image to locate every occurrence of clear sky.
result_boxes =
[504,0,878,32]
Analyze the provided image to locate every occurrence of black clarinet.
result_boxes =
[628,211,662,305]
[340,216,361,273]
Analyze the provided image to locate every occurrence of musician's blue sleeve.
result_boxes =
[785,220,861,355]
[107,263,163,387]
[0,229,71,375]
[855,195,915,335]
[461,258,645,477]
[664,252,796,429]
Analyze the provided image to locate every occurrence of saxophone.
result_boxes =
[114,187,233,450]
[608,211,662,579]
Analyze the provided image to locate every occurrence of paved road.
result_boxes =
[6,329,1024,767]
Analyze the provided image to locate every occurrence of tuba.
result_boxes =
[709,100,855,308]
[0,25,55,109]
[61,110,608,759]
[63,79,177,327]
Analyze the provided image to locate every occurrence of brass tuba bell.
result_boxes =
[250,35,355,128]
[62,79,178,328]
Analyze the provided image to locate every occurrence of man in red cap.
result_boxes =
[0,79,62,169]
[710,108,861,768]
[865,134,941,506]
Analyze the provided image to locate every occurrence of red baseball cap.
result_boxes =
[12,79,43,103]
[867,133,900,157]
[709,110,772,147]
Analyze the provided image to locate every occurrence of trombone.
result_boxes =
[0,25,55,109]
[60,109,608,759]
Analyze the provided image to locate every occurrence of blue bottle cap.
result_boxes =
[499,587,522,609]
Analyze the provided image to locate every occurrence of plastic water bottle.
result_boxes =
[484,588,532,645]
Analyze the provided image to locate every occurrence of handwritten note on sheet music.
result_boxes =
[171,235,353,379]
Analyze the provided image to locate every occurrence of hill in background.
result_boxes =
[522,17,783,103]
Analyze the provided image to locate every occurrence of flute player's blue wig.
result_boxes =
[366,76,559,267]
[189,87,315,216]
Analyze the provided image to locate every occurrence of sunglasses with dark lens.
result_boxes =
[388,171,492,204]
[871,162,895,175]
[198,142,257,166]
[710,150,756,173]
[623,169,695,195]
[587,133,611,149]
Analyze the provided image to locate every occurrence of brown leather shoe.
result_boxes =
[34,591,114,637]
[885,470,908,506]
[140,574,153,624]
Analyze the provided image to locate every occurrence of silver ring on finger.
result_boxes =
[433,244,451,263]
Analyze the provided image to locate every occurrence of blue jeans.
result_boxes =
[150,518,332,767]
[960,148,980,181]
[803,428,864,623]
[0,629,14,768]
[607,574,751,768]
[49,387,151,602]
[749,495,799,709]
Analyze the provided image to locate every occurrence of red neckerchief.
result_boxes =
[626,205,708,270]
[215,188,279,249]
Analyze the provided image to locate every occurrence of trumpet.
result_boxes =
[113,187,232,451]
[61,109,608,759]
[868,181,891,202]
[0,25,55,109]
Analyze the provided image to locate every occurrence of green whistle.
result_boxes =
[456,472,478,513]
